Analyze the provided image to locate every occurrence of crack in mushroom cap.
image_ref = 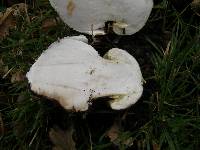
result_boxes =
[49,0,153,35]
[26,36,143,111]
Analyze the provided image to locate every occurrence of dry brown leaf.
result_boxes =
[153,142,160,150]
[0,3,27,39]
[42,18,58,31]
[123,137,134,147]
[49,126,76,150]
[106,120,133,147]
[191,0,200,16]
[11,71,25,83]
[0,10,16,39]
[106,121,120,143]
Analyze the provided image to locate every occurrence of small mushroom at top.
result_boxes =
[49,0,153,35]
[26,36,143,111]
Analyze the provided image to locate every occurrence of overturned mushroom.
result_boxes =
[26,36,143,111]
[49,0,153,35]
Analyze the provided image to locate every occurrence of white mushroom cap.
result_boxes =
[49,0,153,35]
[26,36,143,111]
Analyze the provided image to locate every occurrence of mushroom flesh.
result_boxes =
[26,36,143,111]
[49,0,153,35]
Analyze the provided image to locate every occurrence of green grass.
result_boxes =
[0,0,200,149]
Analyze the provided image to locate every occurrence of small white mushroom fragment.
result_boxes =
[26,36,143,111]
[49,0,153,35]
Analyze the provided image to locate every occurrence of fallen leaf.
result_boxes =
[0,9,16,39]
[191,0,200,16]
[0,3,27,39]
[11,71,25,83]
[153,142,160,150]
[106,121,120,143]
[106,120,134,147]
[49,126,76,150]
[123,137,134,147]
[42,18,58,31]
